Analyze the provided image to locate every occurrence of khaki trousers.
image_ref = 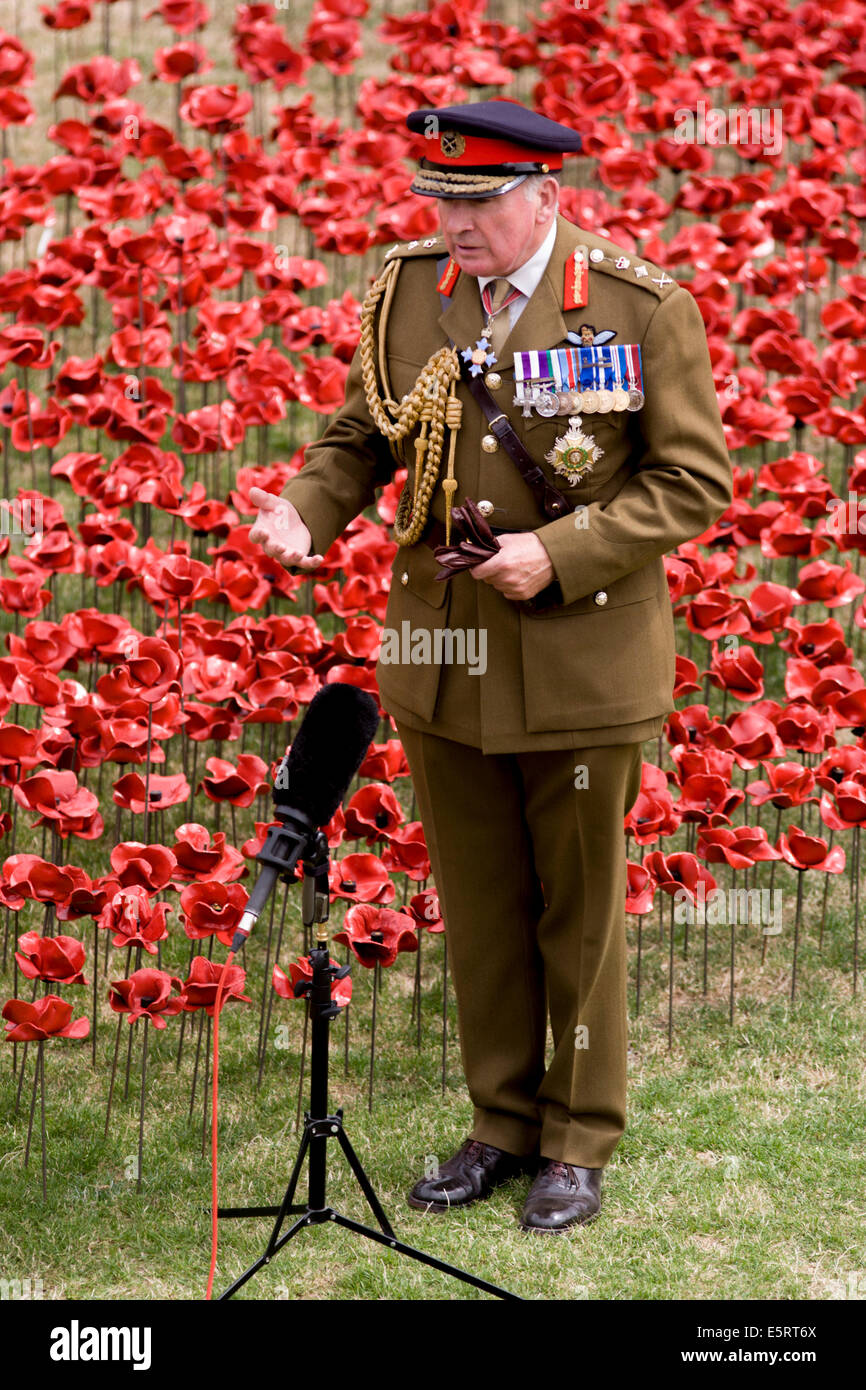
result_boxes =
[395,723,643,1169]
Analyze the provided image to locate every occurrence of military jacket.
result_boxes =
[278,214,734,753]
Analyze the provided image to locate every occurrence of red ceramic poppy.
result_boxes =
[819,782,866,832]
[381,822,431,881]
[624,762,682,845]
[642,852,717,904]
[328,852,395,904]
[200,754,269,808]
[171,824,246,883]
[780,618,851,667]
[406,889,443,933]
[2,995,90,1042]
[814,747,866,792]
[696,826,782,870]
[333,903,418,969]
[358,739,410,783]
[705,643,765,702]
[746,761,817,808]
[180,956,250,1015]
[179,83,252,134]
[13,770,104,839]
[705,709,786,766]
[777,827,846,873]
[110,842,177,892]
[179,881,248,946]
[0,854,91,910]
[108,968,183,1028]
[273,958,352,1008]
[625,862,655,915]
[796,560,865,607]
[98,885,170,954]
[343,783,404,842]
[112,772,191,814]
[15,931,88,984]
[666,705,717,750]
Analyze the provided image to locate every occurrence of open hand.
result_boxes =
[248,486,324,570]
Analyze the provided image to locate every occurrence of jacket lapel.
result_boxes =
[437,263,484,354]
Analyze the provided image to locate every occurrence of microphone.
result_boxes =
[231,684,380,952]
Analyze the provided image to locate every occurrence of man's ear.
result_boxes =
[538,175,560,222]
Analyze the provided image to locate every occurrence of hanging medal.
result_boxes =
[621,343,645,409]
[461,338,497,376]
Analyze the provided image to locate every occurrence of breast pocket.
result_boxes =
[522,406,631,506]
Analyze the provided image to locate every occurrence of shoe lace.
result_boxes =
[465,1139,491,1165]
[545,1160,578,1186]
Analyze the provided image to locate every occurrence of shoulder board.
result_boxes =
[580,242,680,300]
[383,236,447,260]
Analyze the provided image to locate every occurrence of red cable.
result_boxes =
[205,949,235,1301]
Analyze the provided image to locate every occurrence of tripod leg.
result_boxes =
[329,1214,521,1301]
[219,1213,311,1301]
[335,1126,396,1238]
[265,1122,312,1255]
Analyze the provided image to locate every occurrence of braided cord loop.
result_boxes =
[359,257,462,547]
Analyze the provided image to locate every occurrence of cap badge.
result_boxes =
[439,130,466,159]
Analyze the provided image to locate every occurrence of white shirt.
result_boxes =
[477,217,558,333]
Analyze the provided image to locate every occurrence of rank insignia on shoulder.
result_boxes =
[563,248,589,310]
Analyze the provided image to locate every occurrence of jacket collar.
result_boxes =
[437,213,584,362]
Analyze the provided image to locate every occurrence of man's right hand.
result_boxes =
[247,486,324,570]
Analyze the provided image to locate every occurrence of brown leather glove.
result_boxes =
[432,498,501,580]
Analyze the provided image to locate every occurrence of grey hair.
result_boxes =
[521,170,562,201]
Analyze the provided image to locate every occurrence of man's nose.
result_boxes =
[438,201,475,235]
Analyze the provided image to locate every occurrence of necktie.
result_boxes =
[482,278,521,359]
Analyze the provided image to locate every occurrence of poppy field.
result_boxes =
[0,0,864,1301]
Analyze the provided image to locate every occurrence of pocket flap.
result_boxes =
[525,557,660,618]
[391,538,449,609]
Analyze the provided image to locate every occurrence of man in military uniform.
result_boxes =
[250,101,733,1232]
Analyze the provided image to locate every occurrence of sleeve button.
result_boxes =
[401,571,409,586]
[594,590,608,606]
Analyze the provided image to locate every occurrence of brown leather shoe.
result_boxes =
[519,1160,602,1232]
[407,1138,530,1212]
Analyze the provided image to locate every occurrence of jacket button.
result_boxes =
[481,433,499,453]
[485,371,502,389]
[594,590,608,606]
[400,571,409,585]
[477,499,494,517]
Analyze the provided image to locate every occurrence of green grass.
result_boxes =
[1,869,864,1302]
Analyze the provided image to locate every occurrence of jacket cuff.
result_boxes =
[533,513,599,605]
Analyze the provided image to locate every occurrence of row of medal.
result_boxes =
[513,344,645,418]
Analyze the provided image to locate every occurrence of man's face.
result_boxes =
[436,178,557,278]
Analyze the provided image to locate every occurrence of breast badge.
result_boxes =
[545,416,603,486]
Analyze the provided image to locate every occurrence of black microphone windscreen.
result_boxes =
[276,684,380,827]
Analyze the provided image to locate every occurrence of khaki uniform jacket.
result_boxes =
[279,214,734,753]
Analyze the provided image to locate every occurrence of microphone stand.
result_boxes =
[215,818,521,1302]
